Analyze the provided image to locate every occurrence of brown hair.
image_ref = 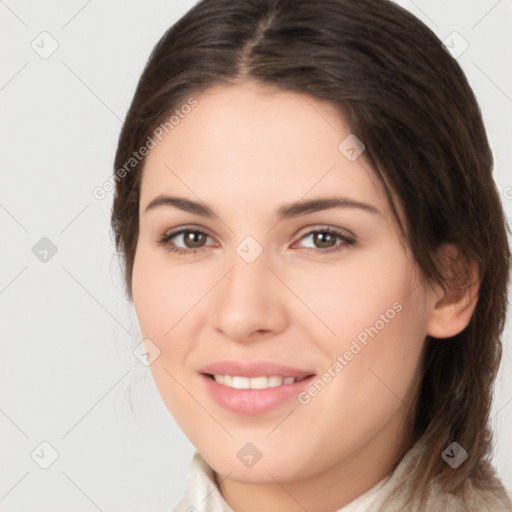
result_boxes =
[111,0,511,507]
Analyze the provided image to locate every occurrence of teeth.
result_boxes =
[212,374,301,389]
[249,376,268,389]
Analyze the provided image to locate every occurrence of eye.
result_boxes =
[292,227,355,254]
[157,227,215,255]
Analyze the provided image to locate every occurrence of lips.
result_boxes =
[199,360,317,415]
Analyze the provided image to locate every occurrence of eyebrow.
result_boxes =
[144,194,381,218]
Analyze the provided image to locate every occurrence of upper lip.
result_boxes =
[199,360,315,379]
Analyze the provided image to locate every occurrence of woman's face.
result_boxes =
[132,81,434,487]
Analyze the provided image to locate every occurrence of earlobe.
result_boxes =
[426,244,480,339]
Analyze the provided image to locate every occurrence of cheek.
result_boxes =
[283,244,415,346]
[131,247,204,422]
[290,246,426,408]
[132,245,208,341]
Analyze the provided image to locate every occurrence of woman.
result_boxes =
[111,0,512,510]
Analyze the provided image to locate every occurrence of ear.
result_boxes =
[426,244,480,339]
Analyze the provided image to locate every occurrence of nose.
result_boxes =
[209,245,289,343]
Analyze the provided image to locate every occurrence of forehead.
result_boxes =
[139,81,387,214]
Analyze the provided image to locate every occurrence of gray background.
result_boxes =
[1,0,511,510]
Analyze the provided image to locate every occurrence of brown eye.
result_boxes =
[181,230,207,248]
[158,228,214,254]
[295,228,355,254]
[312,231,337,249]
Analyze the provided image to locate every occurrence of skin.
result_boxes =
[131,80,479,512]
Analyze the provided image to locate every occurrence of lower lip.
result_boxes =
[200,374,315,415]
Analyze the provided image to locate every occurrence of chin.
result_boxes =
[201,445,310,484]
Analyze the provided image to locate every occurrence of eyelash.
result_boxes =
[157,226,355,255]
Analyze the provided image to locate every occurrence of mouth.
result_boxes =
[198,360,316,415]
